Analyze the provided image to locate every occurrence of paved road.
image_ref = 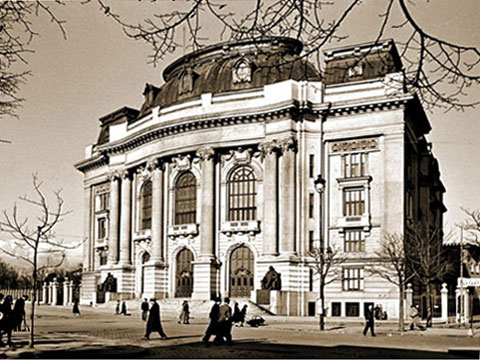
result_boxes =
[1,304,479,358]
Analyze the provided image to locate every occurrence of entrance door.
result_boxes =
[229,246,254,297]
[175,248,194,297]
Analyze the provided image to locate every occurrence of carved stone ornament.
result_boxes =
[331,137,378,153]
[221,148,253,167]
[179,67,196,95]
[171,154,191,171]
[120,168,133,180]
[258,140,278,157]
[94,182,110,195]
[277,136,297,153]
[195,146,215,162]
[107,170,122,182]
[232,58,253,84]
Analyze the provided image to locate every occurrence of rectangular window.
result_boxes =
[342,267,364,291]
[95,192,109,212]
[97,218,107,240]
[99,249,108,266]
[343,153,366,178]
[309,268,313,292]
[309,193,314,218]
[308,230,314,252]
[346,302,360,317]
[344,229,365,252]
[309,154,315,178]
[331,302,342,317]
[343,188,365,216]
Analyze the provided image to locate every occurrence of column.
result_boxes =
[144,158,168,299]
[63,279,69,306]
[192,146,217,300]
[150,160,164,262]
[259,140,278,256]
[199,147,215,259]
[118,170,132,265]
[47,283,53,304]
[41,283,47,304]
[279,136,296,256]
[405,283,413,320]
[108,173,120,265]
[51,279,58,305]
[83,186,92,271]
[440,283,448,323]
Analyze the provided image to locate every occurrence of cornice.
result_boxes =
[328,94,414,116]
[74,154,108,173]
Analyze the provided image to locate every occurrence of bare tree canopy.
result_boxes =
[0,0,66,119]
[88,0,480,112]
[461,208,480,246]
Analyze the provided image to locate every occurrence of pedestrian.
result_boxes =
[178,300,190,324]
[409,305,424,331]
[144,298,167,340]
[115,300,120,315]
[232,302,240,326]
[215,297,233,345]
[121,301,127,315]
[202,297,221,346]
[239,304,248,327]
[72,300,81,316]
[141,298,149,321]
[0,295,14,347]
[363,304,375,336]
[12,296,26,332]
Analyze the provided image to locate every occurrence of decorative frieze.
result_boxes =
[168,224,199,240]
[195,146,215,162]
[331,137,378,153]
[171,154,192,171]
[221,147,253,167]
[221,220,260,237]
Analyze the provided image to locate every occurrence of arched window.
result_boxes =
[175,172,197,225]
[140,180,152,230]
[227,166,257,221]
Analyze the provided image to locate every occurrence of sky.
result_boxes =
[0,0,479,267]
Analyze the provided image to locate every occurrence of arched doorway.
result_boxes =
[229,245,254,297]
[141,252,150,294]
[175,248,194,297]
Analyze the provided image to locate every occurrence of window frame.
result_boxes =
[342,267,364,291]
[227,165,257,222]
[174,171,197,225]
[139,180,153,231]
[343,187,365,217]
[344,228,365,253]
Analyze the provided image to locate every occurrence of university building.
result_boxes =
[75,37,446,318]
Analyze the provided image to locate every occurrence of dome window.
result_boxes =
[233,59,252,84]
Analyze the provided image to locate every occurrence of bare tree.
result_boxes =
[405,225,451,328]
[368,232,415,331]
[0,174,78,348]
[88,0,480,112]
[0,1,66,119]
[306,246,344,330]
[461,208,480,247]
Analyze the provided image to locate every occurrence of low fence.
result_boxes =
[0,288,36,300]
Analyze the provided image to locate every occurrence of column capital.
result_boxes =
[196,146,215,162]
[120,168,133,180]
[277,135,297,153]
[146,157,164,172]
[258,140,278,155]
[107,170,121,181]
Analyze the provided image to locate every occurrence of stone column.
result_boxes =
[279,136,296,256]
[192,146,217,300]
[51,279,58,305]
[47,283,53,304]
[440,283,448,323]
[108,173,120,265]
[63,279,69,306]
[41,283,47,304]
[405,283,413,320]
[67,280,73,305]
[144,158,168,299]
[83,186,92,271]
[150,160,164,262]
[118,170,132,266]
[259,140,278,256]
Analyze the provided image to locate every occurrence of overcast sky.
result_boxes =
[0,0,479,267]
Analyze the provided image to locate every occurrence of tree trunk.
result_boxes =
[398,284,405,332]
[30,247,38,348]
[425,283,432,328]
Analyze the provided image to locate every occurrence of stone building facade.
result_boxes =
[75,38,446,318]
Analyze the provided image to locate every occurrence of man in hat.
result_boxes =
[202,297,221,346]
[144,298,167,340]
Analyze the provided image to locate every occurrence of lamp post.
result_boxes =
[314,175,326,330]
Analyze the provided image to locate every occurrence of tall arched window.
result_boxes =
[228,166,257,221]
[140,180,152,230]
[175,172,197,225]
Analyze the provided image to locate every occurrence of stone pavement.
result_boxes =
[1,304,479,358]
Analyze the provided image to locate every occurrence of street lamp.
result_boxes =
[314,175,327,330]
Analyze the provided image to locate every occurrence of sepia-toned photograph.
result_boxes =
[0,0,479,358]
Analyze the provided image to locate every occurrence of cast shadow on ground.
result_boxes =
[10,339,478,359]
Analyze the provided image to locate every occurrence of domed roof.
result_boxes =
[138,37,320,116]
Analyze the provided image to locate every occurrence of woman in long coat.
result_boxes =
[144,299,167,340]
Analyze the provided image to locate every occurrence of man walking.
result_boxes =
[216,297,233,345]
[363,304,376,336]
[202,297,221,346]
[144,299,167,340]
[409,305,425,331]
[141,298,149,321]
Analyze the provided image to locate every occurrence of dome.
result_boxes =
[139,37,320,115]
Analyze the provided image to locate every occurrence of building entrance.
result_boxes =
[229,245,254,297]
[175,248,194,297]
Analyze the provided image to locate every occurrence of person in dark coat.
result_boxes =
[115,300,120,315]
[202,297,221,346]
[72,300,81,316]
[141,298,149,321]
[0,295,14,346]
[239,305,248,327]
[215,297,233,345]
[121,301,128,315]
[12,296,25,331]
[363,304,376,336]
[178,300,190,324]
[144,299,167,340]
[232,302,240,325]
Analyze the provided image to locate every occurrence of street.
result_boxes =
[1,304,479,358]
